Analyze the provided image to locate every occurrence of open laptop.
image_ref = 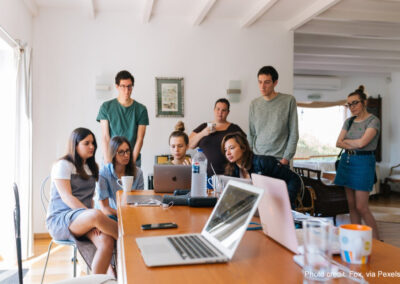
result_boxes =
[216,175,252,187]
[251,174,340,254]
[136,180,264,267]
[153,164,191,193]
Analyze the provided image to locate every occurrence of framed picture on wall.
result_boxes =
[155,77,184,117]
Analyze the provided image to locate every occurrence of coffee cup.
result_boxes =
[339,224,372,264]
[117,176,134,192]
[207,122,216,133]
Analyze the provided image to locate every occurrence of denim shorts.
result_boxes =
[334,152,375,191]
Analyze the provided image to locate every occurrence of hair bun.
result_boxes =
[356,85,365,93]
[174,121,185,132]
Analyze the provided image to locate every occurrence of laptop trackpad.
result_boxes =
[141,243,171,255]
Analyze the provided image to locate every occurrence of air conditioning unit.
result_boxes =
[294,76,341,91]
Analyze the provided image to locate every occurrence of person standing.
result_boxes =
[249,66,298,166]
[97,70,149,167]
[334,85,380,239]
[189,98,245,176]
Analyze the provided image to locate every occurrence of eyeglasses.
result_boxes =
[117,149,131,156]
[119,84,133,90]
[345,100,361,108]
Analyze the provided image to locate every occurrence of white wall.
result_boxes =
[0,0,32,45]
[32,8,294,233]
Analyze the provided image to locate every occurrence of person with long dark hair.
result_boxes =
[96,136,144,217]
[46,128,117,275]
[221,132,301,209]
[189,98,245,176]
[334,85,380,239]
[169,121,191,165]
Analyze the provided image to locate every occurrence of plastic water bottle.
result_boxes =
[191,148,208,197]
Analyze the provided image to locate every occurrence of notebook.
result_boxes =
[136,180,264,267]
[251,174,340,254]
[153,164,191,193]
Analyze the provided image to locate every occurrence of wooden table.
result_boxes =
[117,191,400,283]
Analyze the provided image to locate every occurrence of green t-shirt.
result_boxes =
[97,98,149,162]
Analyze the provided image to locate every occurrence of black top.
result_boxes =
[193,123,245,176]
[232,154,301,190]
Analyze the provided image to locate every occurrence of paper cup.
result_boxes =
[207,122,216,133]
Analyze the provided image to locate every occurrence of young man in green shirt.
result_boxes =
[249,66,299,166]
[97,70,149,167]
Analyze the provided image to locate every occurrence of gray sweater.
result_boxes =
[249,93,299,160]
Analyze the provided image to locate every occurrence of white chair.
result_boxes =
[40,176,78,284]
[385,163,400,193]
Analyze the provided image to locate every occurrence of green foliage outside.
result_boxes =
[295,133,340,161]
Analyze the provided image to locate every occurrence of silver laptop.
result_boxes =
[251,174,340,254]
[136,181,264,267]
[153,164,191,193]
[215,175,252,187]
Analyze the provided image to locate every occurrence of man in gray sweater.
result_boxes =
[249,66,299,166]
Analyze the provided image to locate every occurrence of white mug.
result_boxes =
[117,176,134,192]
[207,122,216,133]
[339,224,372,264]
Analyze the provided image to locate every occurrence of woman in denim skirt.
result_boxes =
[334,85,380,239]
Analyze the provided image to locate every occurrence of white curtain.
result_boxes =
[14,44,33,260]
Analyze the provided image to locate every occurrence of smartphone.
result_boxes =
[141,222,178,230]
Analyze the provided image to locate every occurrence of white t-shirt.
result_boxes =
[51,159,92,181]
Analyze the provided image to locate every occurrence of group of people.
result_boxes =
[45,66,381,276]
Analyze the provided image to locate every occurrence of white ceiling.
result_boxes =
[23,0,400,77]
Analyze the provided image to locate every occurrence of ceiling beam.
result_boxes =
[240,0,278,28]
[193,0,217,26]
[294,34,400,52]
[22,0,38,17]
[285,0,340,31]
[317,9,400,24]
[142,0,155,24]
[294,62,399,74]
[295,55,400,68]
[296,19,400,40]
[294,69,391,77]
[295,46,400,60]
[88,0,96,19]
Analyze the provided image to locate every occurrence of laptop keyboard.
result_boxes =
[167,235,223,260]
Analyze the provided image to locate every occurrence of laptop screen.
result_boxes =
[204,183,259,251]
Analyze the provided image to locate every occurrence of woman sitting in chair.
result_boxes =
[221,132,301,209]
[96,136,144,218]
[46,127,117,275]
[169,121,191,165]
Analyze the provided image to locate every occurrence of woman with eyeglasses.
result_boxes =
[169,121,191,165]
[335,85,380,239]
[96,136,144,218]
[46,128,117,275]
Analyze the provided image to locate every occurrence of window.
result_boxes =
[295,105,348,161]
